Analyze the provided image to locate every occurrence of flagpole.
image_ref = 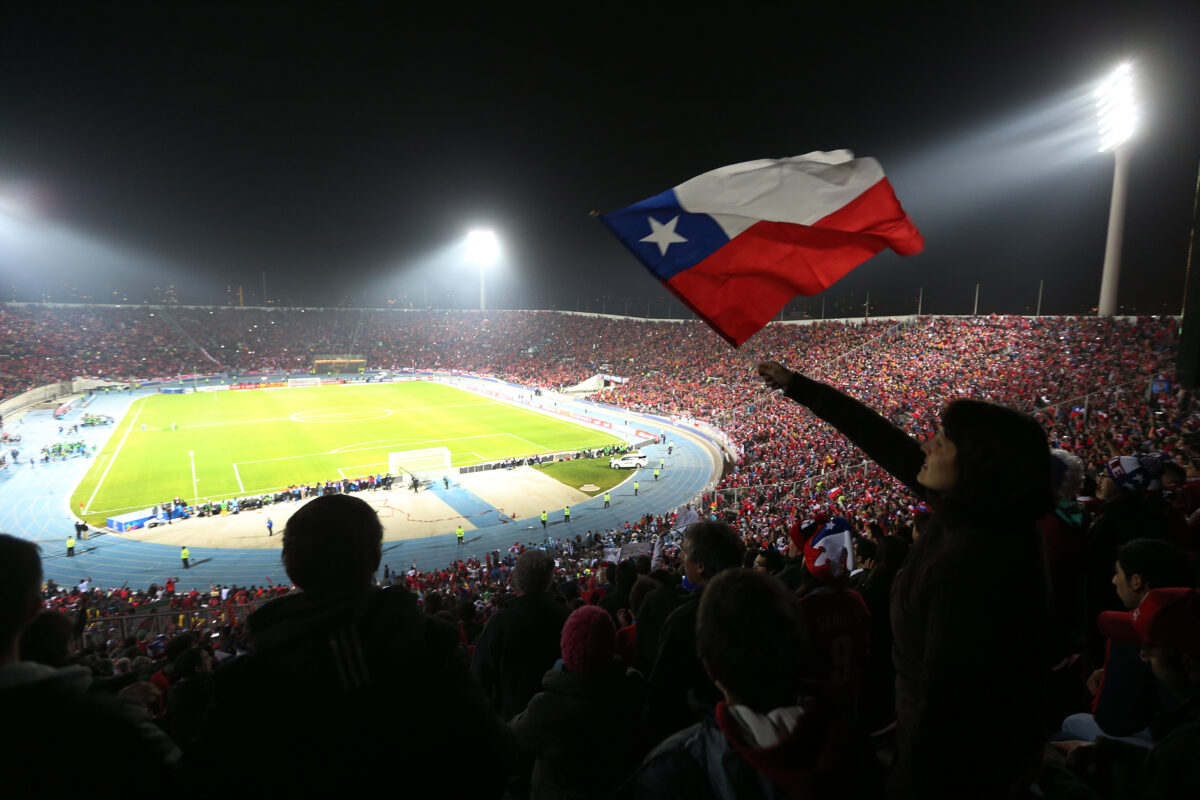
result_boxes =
[1036,279,1044,317]
[917,287,923,316]
[973,284,980,316]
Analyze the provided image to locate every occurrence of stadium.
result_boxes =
[3,304,1182,582]
[6,5,1200,796]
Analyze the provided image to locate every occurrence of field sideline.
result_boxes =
[70,382,624,525]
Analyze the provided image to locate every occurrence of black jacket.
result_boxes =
[191,586,514,795]
[784,373,1050,798]
[472,591,570,722]
[510,662,646,800]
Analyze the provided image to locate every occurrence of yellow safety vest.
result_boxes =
[541,512,548,522]
[181,548,190,559]
[67,537,75,548]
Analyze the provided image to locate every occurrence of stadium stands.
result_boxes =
[6,306,1197,795]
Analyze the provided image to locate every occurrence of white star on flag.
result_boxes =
[640,215,687,256]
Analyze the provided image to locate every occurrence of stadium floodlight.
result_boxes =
[1095,62,1137,316]
[466,229,500,311]
[1096,63,1136,153]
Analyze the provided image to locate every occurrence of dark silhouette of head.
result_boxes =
[698,568,808,712]
[282,495,382,595]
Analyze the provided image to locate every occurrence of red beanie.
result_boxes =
[560,605,615,674]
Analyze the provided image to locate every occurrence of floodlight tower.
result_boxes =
[1095,63,1137,316]
[466,229,500,311]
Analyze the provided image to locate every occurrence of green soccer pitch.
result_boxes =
[71,382,624,526]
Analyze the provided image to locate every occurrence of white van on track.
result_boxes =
[609,452,648,469]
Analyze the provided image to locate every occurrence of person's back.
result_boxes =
[0,534,178,789]
[472,548,570,722]
[510,605,646,800]
[187,494,513,795]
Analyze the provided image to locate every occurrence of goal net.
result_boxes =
[388,447,453,481]
[288,377,321,388]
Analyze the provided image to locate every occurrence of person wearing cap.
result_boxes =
[1057,538,1193,748]
[1045,587,1200,799]
[759,360,1054,798]
[1086,455,1174,656]
[793,516,872,716]
[509,605,645,799]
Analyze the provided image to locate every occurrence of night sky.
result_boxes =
[2,3,1198,317]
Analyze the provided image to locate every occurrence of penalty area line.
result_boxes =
[233,463,245,492]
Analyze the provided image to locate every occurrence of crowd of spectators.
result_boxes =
[4,306,1198,796]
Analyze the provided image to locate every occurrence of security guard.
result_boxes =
[181,545,191,569]
[66,535,76,557]
[563,505,571,524]
[634,480,639,496]
[541,510,548,529]
[653,468,660,481]
[456,525,465,546]
[603,492,611,509]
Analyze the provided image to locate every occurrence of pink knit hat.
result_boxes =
[560,605,615,674]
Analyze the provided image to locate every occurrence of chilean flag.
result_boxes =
[601,151,924,347]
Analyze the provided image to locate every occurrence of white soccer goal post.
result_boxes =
[388,446,453,481]
[287,377,321,389]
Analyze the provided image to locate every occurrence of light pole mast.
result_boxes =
[1095,63,1137,316]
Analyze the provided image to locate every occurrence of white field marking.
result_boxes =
[232,463,245,492]
[87,453,110,477]
[153,400,485,432]
[329,438,423,453]
[92,447,484,515]
[238,433,520,467]
[390,401,493,412]
[171,414,296,430]
[505,432,551,451]
[288,407,393,424]
[83,397,146,514]
[448,384,626,444]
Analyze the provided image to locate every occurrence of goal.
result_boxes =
[387,446,453,481]
[287,377,321,388]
